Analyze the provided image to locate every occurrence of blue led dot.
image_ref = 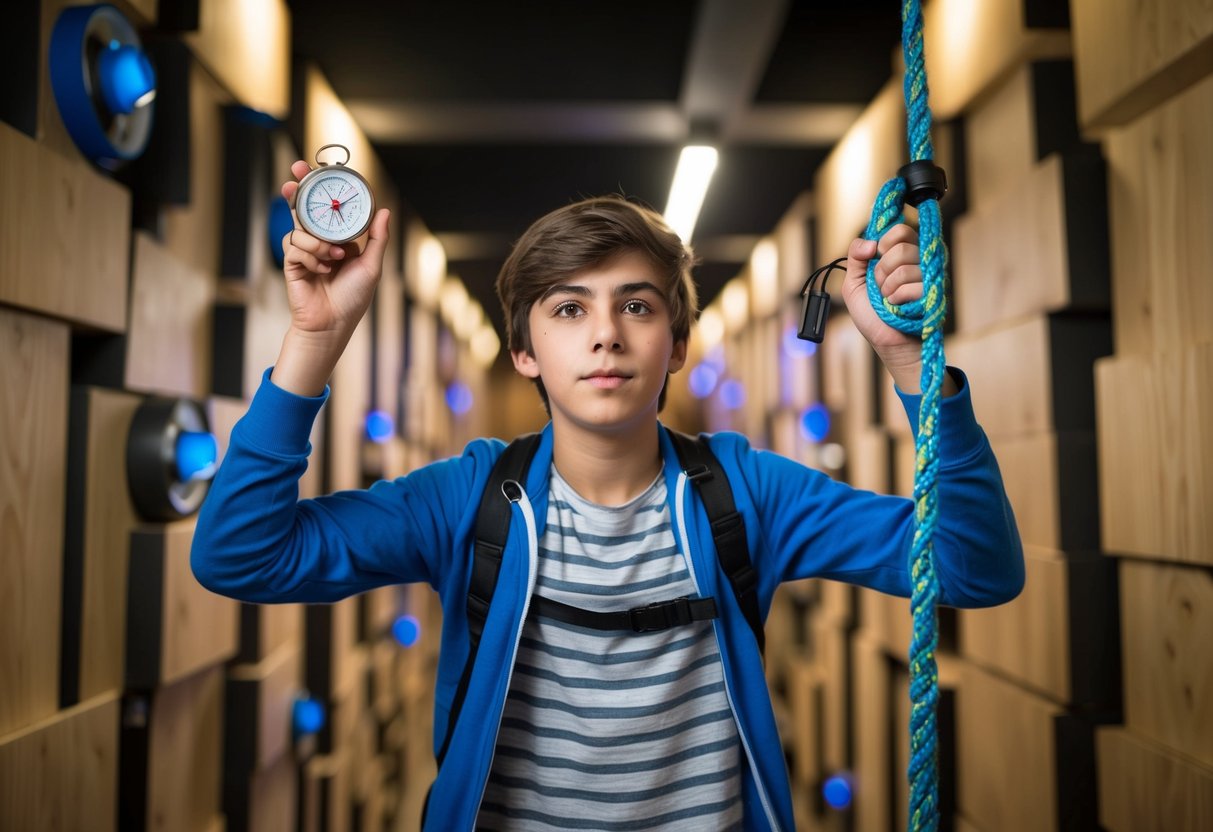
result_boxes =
[719,379,746,410]
[688,364,719,399]
[98,43,155,114]
[365,410,394,443]
[292,696,326,737]
[822,773,853,810]
[445,382,473,415]
[392,615,421,648]
[799,403,831,443]
[783,324,818,357]
[175,431,217,482]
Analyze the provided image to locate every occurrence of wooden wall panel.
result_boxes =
[330,316,372,492]
[127,522,239,689]
[71,387,141,703]
[859,588,911,663]
[0,692,120,832]
[0,309,67,735]
[1071,0,1213,129]
[922,0,1072,120]
[244,751,298,832]
[821,314,877,447]
[952,153,1110,335]
[1097,727,1213,832]
[946,314,1111,440]
[0,123,129,330]
[1096,346,1213,565]
[184,0,291,119]
[226,641,301,773]
[1120,560,1213,768]
[303,753,350,832]
[965,66,1038,211]
[1104,72,1213,356]
[956,664,1060,832]
[126,231,215,398]
[991,431,1101,552]
[851,636,890,832]
[849,427,891,495]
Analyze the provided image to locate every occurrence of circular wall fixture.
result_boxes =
[126,398,217,521]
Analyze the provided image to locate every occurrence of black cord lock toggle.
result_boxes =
[797,256,847,343]
[898,160,948,207]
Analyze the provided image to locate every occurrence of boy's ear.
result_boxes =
[511,348,541,379]
[668,339,688,373]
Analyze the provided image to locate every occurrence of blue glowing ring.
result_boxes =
[49,4,155,167]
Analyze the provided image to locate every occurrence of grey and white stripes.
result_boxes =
[477,469,742,831]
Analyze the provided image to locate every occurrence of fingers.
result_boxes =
[877,222,918,255]
[282,228,349,275]
[360,208,392,267]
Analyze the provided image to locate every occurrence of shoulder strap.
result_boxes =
[435,433,541,767]
[667,430,765,657]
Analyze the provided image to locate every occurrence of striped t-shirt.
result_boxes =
[476,467,743,830]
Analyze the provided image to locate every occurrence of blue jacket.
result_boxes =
[192,368,1023,831]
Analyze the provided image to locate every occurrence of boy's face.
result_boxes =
[511,251,688,435]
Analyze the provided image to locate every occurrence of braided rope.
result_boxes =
[862,1,946,829]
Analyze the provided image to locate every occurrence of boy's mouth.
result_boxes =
[584,369,631,389]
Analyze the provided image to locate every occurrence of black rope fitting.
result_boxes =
[898,160,948,207]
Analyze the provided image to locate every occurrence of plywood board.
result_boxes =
[0,692,120,832]
[952,153,1110,335]
[1097,727,1213,832]
[849,426,892,494]
[245,751,298,832]
[0,309,67,735]
[144,666,225,832]
[991,430,1101,552]
[810,618,848,773]
[1120,559,1213,768]
[0,122,129,330]
[226,640,302,773]
[184,0,291,119]
[1096,346,1213,565]
[956,663,1060,831]
[922,0,1072,120]
[1071,0,1213,128]
[329,316,372,492]
[1104,72,1213,356]
[850,636,891,832]
[858,588,912,663]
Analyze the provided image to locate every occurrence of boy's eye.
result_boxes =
[553,302,583,318]
[624,300,652,315]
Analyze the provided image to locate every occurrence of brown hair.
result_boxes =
[495,196,699,412]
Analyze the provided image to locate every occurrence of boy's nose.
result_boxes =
[592,313,623,352]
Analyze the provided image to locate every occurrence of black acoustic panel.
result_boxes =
[0,0,39,136]
[1066,557,1123,716]
[118,692,153,832]
[1053,713,1101,830]
[212,302,247,398]
[60,386,92,708]
[304,604,335,752]
[1047,312,1114,433]
[220,106,275,278]
[1031,61,1087,162]
[125,530,167,689]
[116,35,192,207]
[1060,151,1112,312]
[234,603,263,664]
[1054,431,1102,553]
[224,673,260,779]
[1024,0,1071,29]
[156,0,201,32]
[71,330,128,389]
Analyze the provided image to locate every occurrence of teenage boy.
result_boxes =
[192,161,1023,831]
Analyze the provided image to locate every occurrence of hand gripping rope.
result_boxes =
[865,2,948,830]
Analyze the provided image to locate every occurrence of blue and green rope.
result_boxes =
[862,1,947,830]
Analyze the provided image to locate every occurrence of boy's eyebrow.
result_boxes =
[540,281,663,301]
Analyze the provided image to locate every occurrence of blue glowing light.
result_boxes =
[799,403,831,443]
[392,615,421,648]
[445,382,474,415]
[292,696,326,736]
[720,379,746,410]
[268,196,293,268]
[783,324,818,358]
[688,364,719,398]
[365,410,394,443]
[822,773,853,810]
[175,431,217,482]
[98,43,156,114]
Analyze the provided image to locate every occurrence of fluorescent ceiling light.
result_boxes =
[664,145,718,242]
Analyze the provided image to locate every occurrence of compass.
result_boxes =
[294,144,376,244]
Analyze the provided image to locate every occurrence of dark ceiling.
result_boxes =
[289,0,902,335]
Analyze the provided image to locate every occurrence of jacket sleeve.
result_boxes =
[741,368,1024,608]
[190,369,481,604]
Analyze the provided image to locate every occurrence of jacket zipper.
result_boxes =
[675,473,781,832]
[471,484,540,826]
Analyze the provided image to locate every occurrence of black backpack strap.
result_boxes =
[668,430,765,656]
[528,594,718,632]
[434,433,541,768]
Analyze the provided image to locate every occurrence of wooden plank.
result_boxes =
[0,692,120,832]
[849,426,892,495]
[946,313,1112,440]
[922,0,1072,120]
[226,641,302,774]
[991,430,1101,552]
[1104,72,1213,356]
[1071,0,1213,129]
[821,314,877,447]
[245,751,298,832]
[0,122,129,329]
[329,316,372,492]
[1120,559,1213,768]
[0,309,67,735]
[1097,727,1213,832]
[859,588,911,663]
[185,0,290,119]
[851,635,890,832]
[956,663,1061,831]
[1096,346,1213,565]
[69,388,142,704]
[127,521,239,689]
[958,546,1119,709]
[126,231,215,398]
[953,153,1110,335]
[810,618,848,774]
[303,753,350,832]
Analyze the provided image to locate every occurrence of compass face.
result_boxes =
[297,168,373,243]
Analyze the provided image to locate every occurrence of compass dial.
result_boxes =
[296,168,374,244]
